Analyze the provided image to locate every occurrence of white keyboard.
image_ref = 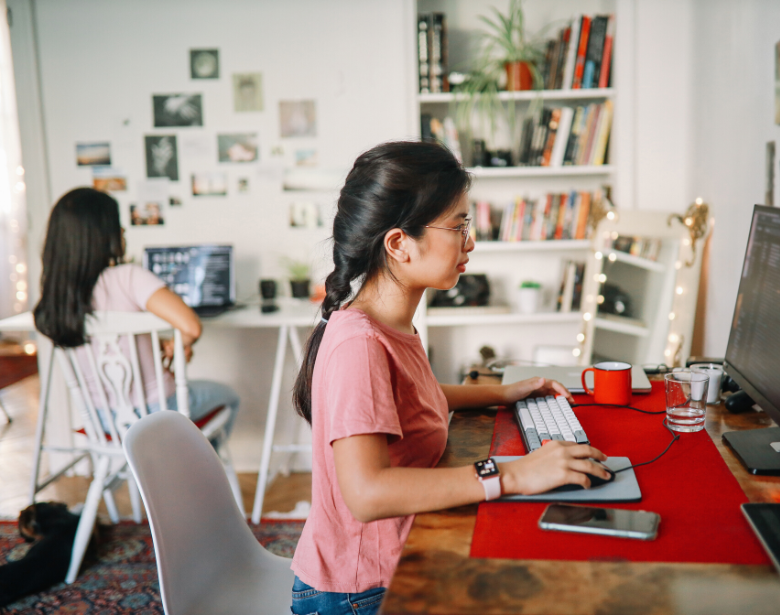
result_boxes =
[514,395,589,453]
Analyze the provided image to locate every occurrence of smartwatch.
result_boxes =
[474,458,502,501]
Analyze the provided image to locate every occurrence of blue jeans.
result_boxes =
[154,379,240,440]
[291,576,386,615]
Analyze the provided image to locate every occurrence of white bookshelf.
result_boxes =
[418,88,616,104]
[414,0,623,382]
[467,166,615,178]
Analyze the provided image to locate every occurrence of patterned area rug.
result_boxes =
[0,519,304,613]
[0,355,38,391]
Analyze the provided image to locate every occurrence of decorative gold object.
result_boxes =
[671,334,685,368]
[668,199,709,267]
[588,192,612,232]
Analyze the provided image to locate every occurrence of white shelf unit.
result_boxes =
[414,0,622,383]
[581,209,710,367]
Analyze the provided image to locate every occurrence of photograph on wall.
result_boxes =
[169,196,183,206]
[76,142,111,166]
[145,135,179,180]
[130,202,165,226]
[233,72,263,112]
[776,41,780,125]
[289,201,322,228]
[295,149,318,167]
[279,100,317,138]
[217,133,259,162]
[190,48,219,79]
[92,167,127,192]
[191,172,228,196]
[153,94,203,127]
[237,177,250,193]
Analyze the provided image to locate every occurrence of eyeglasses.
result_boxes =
[424,218,472,248]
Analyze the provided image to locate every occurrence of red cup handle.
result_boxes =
[582,367,595,396]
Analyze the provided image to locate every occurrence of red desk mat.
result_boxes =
[470,381,771,565]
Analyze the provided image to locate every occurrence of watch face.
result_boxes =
[475,458,500,478]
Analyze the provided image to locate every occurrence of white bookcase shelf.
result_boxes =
[594,315,649,337]
[468,166,615,178]
[426,311,582,328]
[418,88,616,105]
[474,240,591,253]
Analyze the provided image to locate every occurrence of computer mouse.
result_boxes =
[552,460,616,492]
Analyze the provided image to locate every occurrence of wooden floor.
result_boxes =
[0,373,312,521]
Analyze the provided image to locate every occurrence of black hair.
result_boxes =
[292,140,471,424]
[33,187,124,348]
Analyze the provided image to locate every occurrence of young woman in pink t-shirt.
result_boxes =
[34,188,239,442]
[290,141,609,615]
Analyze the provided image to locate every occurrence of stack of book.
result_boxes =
[420,114,462,162]
[517,101,613,167]
[601,235,663,261]
[471,189,605,243]
[417,13,448,93]
[556,260,586,312]
[540,14,615,90]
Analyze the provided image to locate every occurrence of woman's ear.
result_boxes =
[384,228,411,265]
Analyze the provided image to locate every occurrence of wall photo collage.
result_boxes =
[75,47,324,228]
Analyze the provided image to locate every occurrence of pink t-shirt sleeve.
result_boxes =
[125,265,167,309]
[325,335,403,445]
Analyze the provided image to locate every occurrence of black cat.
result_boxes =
[0,502,89,608]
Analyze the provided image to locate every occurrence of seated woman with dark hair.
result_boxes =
[33,187,239,442]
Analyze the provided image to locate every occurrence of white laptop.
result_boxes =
[501,364,652,394]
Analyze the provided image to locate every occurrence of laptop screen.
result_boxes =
[143,245,235,308]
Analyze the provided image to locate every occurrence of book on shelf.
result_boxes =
[417,12,448,94]
[421,115,462,162]
[476,190,604,244]
[556,260,586,312]
[539,13,614,90]
[571,15,591,89]
[599,15,616,88]
[517,103,612,167]
[604,235,662,261]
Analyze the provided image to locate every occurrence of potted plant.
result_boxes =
[516,280,542,314]
[453,0,546,149]
[283,258,311,300]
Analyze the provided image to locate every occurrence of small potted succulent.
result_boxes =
[283,258,311,300]
[516,280,542,314]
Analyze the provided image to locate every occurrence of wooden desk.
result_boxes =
[382,377,780,615]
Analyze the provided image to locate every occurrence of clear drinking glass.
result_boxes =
[664,369,709,432]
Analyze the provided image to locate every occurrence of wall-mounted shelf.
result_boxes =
[475,240,591,253]
[426,311,582,328]
[599,250,667,272]
[593,315,649,337]
[419,88,616,104]
[467,166,615,178]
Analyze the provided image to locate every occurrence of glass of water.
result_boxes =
[664,369,709,432]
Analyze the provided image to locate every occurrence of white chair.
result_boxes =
[124,410,294,615]
[29,311,243,583]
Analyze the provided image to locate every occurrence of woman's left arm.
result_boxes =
[440,377,574,412]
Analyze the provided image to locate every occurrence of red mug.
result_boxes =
[581,361,632,406]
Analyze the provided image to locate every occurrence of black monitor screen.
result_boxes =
[143,245,234,308]
[724,205,780,421]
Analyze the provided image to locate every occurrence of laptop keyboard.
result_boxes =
[514,395,589,453]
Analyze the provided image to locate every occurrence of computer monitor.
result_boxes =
[143,245,235,316]
[722,205,780,474]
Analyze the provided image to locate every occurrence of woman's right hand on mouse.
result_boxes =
[497,441,610,495]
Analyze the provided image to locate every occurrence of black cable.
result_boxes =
[572,403,680,473]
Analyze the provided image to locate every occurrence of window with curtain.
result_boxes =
[0,0,29,322]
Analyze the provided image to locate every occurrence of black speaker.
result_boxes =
[430,274,490,308]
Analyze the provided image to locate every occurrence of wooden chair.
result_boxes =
[30,311,243,583]
[124,410,294,615]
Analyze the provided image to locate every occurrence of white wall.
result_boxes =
[11,0,414,471]
[689,0,780,356]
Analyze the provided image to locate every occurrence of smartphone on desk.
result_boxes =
[539,504,660,540]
